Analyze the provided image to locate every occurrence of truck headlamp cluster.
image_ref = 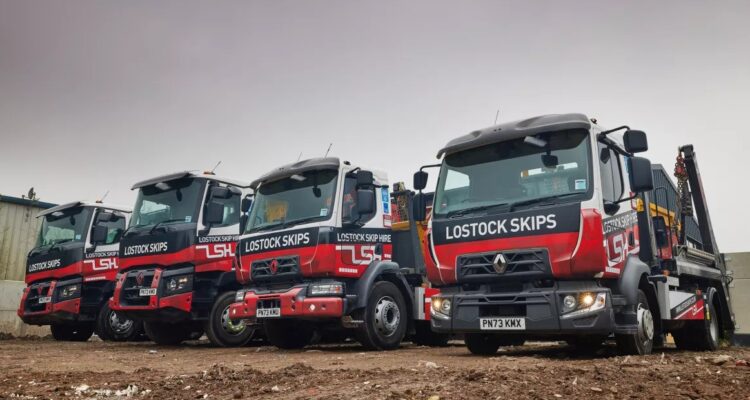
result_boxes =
[235,290,246,303]
[58,284,81,300]
[431,296,451,316]
[164,275,192,295]
[561,292,607,318]
[309,283,344,297]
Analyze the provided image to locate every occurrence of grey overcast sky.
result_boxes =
[1,1,748,251]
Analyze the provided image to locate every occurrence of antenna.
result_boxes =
[97,190,109,204]
[297,152,303,161]
[324,143,333,158]
[494,108,500,125]
[209,161,222,174]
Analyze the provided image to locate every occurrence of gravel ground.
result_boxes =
[1,337,749,399]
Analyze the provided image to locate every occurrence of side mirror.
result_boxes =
[241,195,254,213]
[210,186,232,199]
[356,189,375,215]
[413,171,428,191]
[240,214,248,233]
[628,157,654,192]
[204,201,225,225]
[90,225,108,244]
[624,130,648,153]
[412,193,427,221]
[357,170,374,187]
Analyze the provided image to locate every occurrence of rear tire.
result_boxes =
[673,297,720,351]
[51,323,94,342]
[616,289,654,355]
[412,321,450,347]
[264,319,314,349]
[204,291,255,347]
[95,303,142,342]
[355,281,408,350]
[464,333,501,355]
[143,321,191,345]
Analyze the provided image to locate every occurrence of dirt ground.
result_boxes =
[1,337,749,400]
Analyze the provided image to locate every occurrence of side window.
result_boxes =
[95,214,126,245]
[342,175,376,224]
[212,188,241,227]
[598,143,625,204]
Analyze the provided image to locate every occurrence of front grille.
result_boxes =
[257,299,280,309]
[120,269,156,306]
[25,282,53,313]
[457,249,551,282]
[251,256,300,282]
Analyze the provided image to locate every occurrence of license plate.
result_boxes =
[139,288,157,296]
[257,308,281,318]
[480,317,526,330]
[38,296,51,304]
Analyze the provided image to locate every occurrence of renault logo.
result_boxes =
[269,259,279,274]
[135,271,145,286]
[492,253,508,274]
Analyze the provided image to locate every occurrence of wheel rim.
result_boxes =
[109,311,134,334]
[637,303,654,344]
[374,296,401,337]
[221,305,246,336]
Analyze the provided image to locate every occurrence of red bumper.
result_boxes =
[109,269,192,313]
[229,287,344,320]
[18,282,81,323]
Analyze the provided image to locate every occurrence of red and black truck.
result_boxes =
[110,171,255,346]
[228,158,447,349]
[18,201,141,341]
[416,113,735,355]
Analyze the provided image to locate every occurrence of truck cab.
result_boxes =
[18,201,140,341]
[420,114,734,355]
[110,171,254,346]
[229,157,445,350]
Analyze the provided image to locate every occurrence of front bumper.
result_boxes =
[229,283,346,322]
[431,282,615,335]
[18,278,83,325]
[110,266,194,321]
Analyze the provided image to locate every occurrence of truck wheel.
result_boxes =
[204,291,255,347]
[264,319,314,349]
[616,289,654,355]
[51,323,94,342]
[355,281,408,350]
[464,333,501,355]
[412,321,450,347]
[673,298,720,351]
[96,303,142,342]
[143,321,191,345]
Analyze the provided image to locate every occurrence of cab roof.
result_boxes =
[437,113,592,158]
[250,157,340,189]
[131,171,250,190]
[37,201,132,218]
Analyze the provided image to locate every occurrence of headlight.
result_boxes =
[59,284,81,299]
[431,296,451,316]
[235,290,246,303]
[309,283,344,296]
[163,275,192,294]
[561,292,607,318]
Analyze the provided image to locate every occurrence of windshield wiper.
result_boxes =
[508,193,582,211]
[446,203,510,219]
[278,216,322,229]
[149,219,186,234]
[249,216,322,233]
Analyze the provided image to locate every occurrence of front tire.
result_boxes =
[143,321,191,345]
[464,333,501,355]
[204,291,255,347]
[96,303,143,342]
[355,281,408,350]
[51,323,94,342]
[264,319,314,349]
[616,289,654,355]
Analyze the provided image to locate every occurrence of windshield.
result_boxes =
[434,129,592,218]
[130,178,204,228]
[36,207,92,247]
[246,169,338,232]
